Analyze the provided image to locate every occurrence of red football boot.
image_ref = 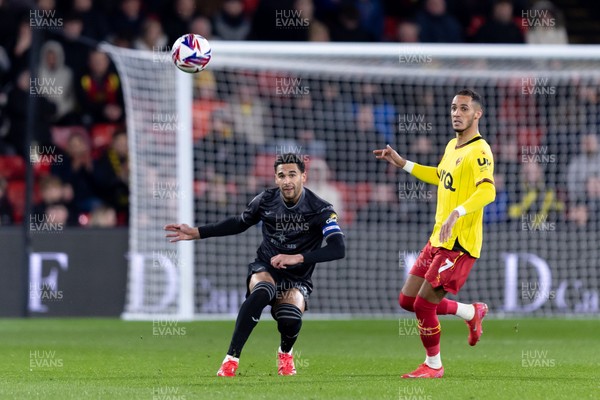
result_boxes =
[466,302,488,346]
[401,363,444,378]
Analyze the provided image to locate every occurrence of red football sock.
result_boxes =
[399,293,457,316]
[436,298,458,315]
[414,296,441,356]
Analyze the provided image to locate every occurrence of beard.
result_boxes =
[454,116,475,134]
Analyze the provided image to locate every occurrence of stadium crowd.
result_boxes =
[0,0,594,230]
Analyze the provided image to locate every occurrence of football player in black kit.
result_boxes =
[164,153,346,377]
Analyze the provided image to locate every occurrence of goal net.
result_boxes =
[108,42,600,319]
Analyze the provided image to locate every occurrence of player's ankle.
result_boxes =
[456,302,475,321]
[223,354,239,363]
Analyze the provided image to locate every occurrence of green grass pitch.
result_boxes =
[0,318,597,399]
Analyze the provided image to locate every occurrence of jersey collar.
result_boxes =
[281,187,305,210]
[455,133,483,149]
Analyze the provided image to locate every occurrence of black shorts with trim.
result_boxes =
[246,259,311,310]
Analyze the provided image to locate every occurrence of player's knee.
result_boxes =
[413,295,437,314]
[399,293,416,312]
[252,281,276,301]
[273,304,303,335]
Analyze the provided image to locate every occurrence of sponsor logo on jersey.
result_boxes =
[477,157,490,167]
[439,169,456,192]
[325,213,338,224]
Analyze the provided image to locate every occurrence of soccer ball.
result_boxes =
[171,33,211,73]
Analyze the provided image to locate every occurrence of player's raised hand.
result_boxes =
[373,144,407,168]
[164,223,200,242]
[271,254,303,269]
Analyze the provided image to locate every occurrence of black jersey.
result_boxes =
[241,187,343,280]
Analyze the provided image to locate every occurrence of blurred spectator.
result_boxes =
[296,129,326,159]
[94,129,129,224]
[134,17,168,51]
[355,83,395,144]
[189,16,215,40]
[567,176,600,228]
[88,204,118,227]
[396,20,420,42]
[407,135,437,167]
[192,70,227,141]
[59,13,91,78]
[306,158,344,218]
[51,131,102,214]
[508,161,564,225]
[291,93,318,132]
[566,133,600,203]
[6,69,56,156]
[329,2,371,42]
[415,0,462,43]
[356,183,402,224]
[38,41,77,124]
[526,1,568,44]
[212,0,251,40]
[78,50,124,125]
[163,0,199,45]
[333,101,383,183]
[11,18,32,75]
[45,204,70,227]
[309,20,330,41]
[355,0,385,42]
[32,175,77,226]
[584,176,600,223]
[0,176,13,225]
[318,81,353,134]
[196,173,240,224]
[230,82,269,146]
[484,173,509,223]
[577,83,600,135]
[567,201,588,228]
[72,0,110,41]
[475,0,524,43]
[198,108,252,179]
[111,0,145,42]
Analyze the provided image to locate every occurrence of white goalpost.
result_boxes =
[101,43,195,320]
[104,42,600,320]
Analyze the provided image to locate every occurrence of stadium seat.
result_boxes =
[51,126,90,151]
[0,155,26,180]
[90,123,120,158]
[7,180,26,223]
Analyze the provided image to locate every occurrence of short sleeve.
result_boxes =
[472,148,495,187]
[320,208,343,240]
[240,192,263,226]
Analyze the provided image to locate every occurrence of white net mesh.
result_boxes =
[111,42,600,318]
[102,43,191,317]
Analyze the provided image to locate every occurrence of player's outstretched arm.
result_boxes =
[165,223,200,242]
[165,216,253,242]
[373,145,439,186]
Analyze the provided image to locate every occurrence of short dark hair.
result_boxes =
[274,153,305,173]
[456,89,484,110]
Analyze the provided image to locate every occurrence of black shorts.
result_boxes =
[246,259,311,310]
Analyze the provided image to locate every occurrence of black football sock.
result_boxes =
[227,281,276,358]
[275,304,303,353]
